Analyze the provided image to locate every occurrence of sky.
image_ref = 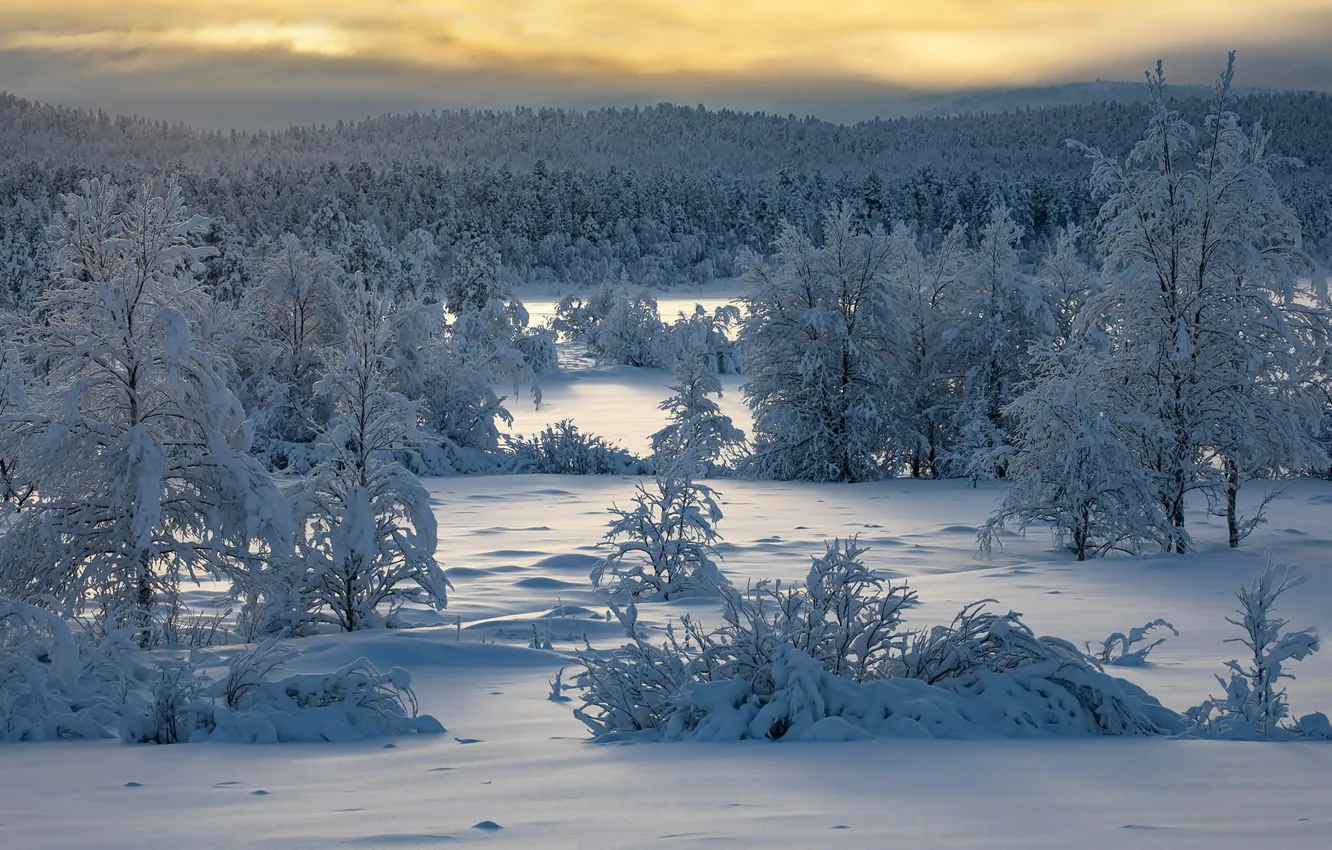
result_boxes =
[2,1,1330,128]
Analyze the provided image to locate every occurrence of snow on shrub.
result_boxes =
[509,419,652,476]
[1087,619,1177,667]
[117,641,444,744]
[1,611,442,744]
[1184,562,1327,740]
[574,541,1199,741]
[590,464,729,600]
[126,642,445,744]
[0,599,121,741]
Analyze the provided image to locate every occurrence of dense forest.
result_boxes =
[3,88,1332,310]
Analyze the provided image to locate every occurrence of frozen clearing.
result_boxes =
[506,289,748,452]
[4,339,1332,849]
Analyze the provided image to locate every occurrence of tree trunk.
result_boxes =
[1225,456,1240,549]
[135,548,154,648]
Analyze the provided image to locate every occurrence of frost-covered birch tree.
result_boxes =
[1033,224,1097,350]
[894,223,968,479]
[1072,55,1327,552]
[242,233,346,456]
[947,204,1048,482]
[293,276,450,631]
[982,344,1169,560]
[739,204,903,482]
[0,177,289,640]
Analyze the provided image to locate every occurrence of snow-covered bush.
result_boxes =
[3,611,443,745]
[668,304,743,375]
[116,642,442,744]
[205,649,443,744]
[574,542,1183,741]
[0,599,121,741]
[509,419,651,475]
[1186,562,1324,740]
[553,282,670,368]
[119,655,215,744]
[1088,619,1177,667]
[590,467,728,600]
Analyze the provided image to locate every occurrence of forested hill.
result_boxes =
[4,89,1331,178]
[2,89,1332,299]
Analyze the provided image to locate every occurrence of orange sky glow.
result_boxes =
[2,1,1329,124]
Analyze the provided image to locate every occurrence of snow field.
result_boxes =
[4,471,1332,848]
[5,309,1332,848]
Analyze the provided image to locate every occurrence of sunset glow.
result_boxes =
[2,1,1329,122]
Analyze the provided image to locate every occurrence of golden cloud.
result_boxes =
[1,1,1329,91]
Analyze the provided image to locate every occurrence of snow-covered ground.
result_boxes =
[4,332,1332,849]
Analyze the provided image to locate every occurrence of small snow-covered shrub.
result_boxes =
[2,608,443,745]
[1088,619,1177,667]
[1186,562,1322,740]
[0,599,120,741]
[217,656,441,744]
[119,655,215,744]
[121,641,443,744]
[574,542,1182,741]
[590,467,728,600]
[510,419,652,476]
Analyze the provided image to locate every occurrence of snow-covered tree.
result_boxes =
[395,228,442,303]
[739,204,903,481]
[590,465,728,600]
[650,351,745,475]
[893,222,968,479]
[293,276,450,631]
[1187,562,1320,739]
[981,344,1169,560]
[593,284,670,369]
[552,279,670,368]
[241,233,345,456]
[444,233,506,315]
[253,234,345,390]
[1072,55,1328,552]
[669,304,743,375]
[0,177,289,641]
[1034,224,1096,350]
[0,318,32,507]
[946,204,1047,481]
